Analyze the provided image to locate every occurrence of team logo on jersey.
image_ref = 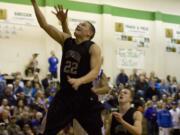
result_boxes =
[65,50,81,62]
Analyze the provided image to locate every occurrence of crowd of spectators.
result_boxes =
[0,69,180,135]
[0,71,59,135]
[113,69,180,135]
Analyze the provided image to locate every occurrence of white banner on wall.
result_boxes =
[117,48,145,69]
[0,4,38,26]
[0,3,38,39]
[114,17,151,48]
[6,9,37,26]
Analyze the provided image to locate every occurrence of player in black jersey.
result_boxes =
[106,86,142,135]
[31,0,103,135]
[52,6,111,135]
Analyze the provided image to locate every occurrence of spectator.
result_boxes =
[169,101,180,135]
[31,111,43,134]
[25,53,40,77]
[15,73,24,88]
[7,116,21,135]
[159,80,170,96]
[0,73,6,98]
[41,73,52,92]
[128,75,136,88]
[144,100,158,135]
[116,69,128,86]
[32,73,41,86]
[13,99,27,118]
[2,85,16,106]
[135,74,149,98]
[24,80,33,97]
[145,82,160,100]
[16,111,31,129]
[31,82,42,98]
[175,91,180,103]
[171,76,178,95]
[149,71,156,81]
[48,51,59,78]
[0,109,10,125]
[132,69,139,82]
[0,98,10,114]
[166,75,172,84]
[13,78,24,100]
[157,102,172,135]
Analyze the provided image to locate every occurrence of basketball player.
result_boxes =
[31,0,103,135]
[52,5,110,135]
[106,86,142,135]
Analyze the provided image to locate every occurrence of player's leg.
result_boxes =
[76,110,103,135]
[43,92,74,135]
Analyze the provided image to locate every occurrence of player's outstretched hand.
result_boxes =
[52,4,68,24]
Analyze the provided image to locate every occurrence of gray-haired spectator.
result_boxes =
[2,84,16,106]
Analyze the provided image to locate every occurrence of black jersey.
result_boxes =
[60,37,94,92]
[110,107,136,135]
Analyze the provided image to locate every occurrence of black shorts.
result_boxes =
[43,90,104,135]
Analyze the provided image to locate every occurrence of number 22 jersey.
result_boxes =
[60,37,94,92]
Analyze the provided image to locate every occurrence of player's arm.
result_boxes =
[52,5,71,35]
[80,44,101,84]
[113,111,142,135]
[31,0,70,46]
[105,114,112,135]
[93,73,110,94]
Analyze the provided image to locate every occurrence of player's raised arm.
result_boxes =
[52,4,71,35]
[31,0,70,46]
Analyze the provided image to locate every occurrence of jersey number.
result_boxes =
[64,61,78,74]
